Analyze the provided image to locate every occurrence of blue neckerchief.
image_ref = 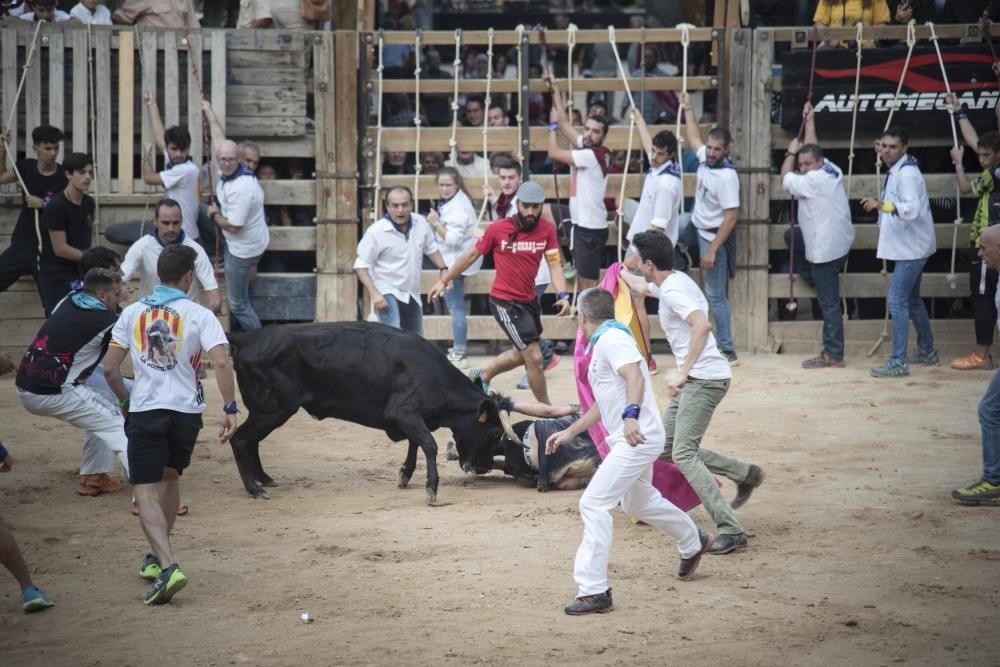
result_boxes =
[152,227,186,247]
[437,192,457,211]
[658,160,681,178]
[70,291,108,311]
[140,285,188,307]
[705,154,736,170]
[385,213,411,240]
[584,319,634,355]
[219,163,255,183]
[820,161,840,178]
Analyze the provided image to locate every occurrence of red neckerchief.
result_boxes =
[495,192,513,218]
[589,145,610,177]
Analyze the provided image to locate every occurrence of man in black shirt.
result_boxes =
[0,125,66,301]
[38,152,96,316]
[941,0,1000,22]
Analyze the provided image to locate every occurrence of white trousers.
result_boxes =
[81,367,132,475]
[18,384,129,477]
[573,435,700,597]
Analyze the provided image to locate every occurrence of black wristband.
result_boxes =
[557,291,571,301]
[622,403,641,420]
[223,401,239,415]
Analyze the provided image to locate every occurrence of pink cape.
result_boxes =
[572,263,706,512]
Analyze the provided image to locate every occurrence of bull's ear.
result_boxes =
[477,398,498,423]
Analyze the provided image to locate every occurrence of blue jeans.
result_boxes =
[697,235,734,352]
[378,294,423,335]
[887,258,934,364]
[442,276,467,353]
[980,369,1000,483]
[224,247,263,330]
[809,255,847,361]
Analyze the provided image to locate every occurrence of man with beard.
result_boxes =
[430,182,571,404]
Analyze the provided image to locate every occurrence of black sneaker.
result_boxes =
[144,563,188,605]
[677,530,714,580]
[564,588,614,615]
[721,349,739,366]
[732,465,766,510]
[707,532,748,555]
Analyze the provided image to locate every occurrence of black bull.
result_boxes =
[226,322,509,504]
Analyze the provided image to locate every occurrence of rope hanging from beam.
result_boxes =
[477,27,494,223]
[447,28,463,167]
[372,29,385,220]
[609,25,637,263]
[412,29,423,201]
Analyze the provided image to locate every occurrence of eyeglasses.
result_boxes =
[217,157,238,163]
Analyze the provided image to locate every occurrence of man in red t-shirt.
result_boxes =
[430,182,571,404]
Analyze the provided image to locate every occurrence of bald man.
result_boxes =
[205,137,269,330]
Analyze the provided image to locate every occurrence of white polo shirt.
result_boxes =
[629,159,682,244]
[354,214,440,304]
[499,195,550,287]
[652,271,732,381]
[692,145,740,242]
[875,155,935,261]
[782,159,855,264]
[159,153,202,240]
[570,136,610,231]
[121,233,219,301]
[588,327,663,443]
[70,3,113,24]
[215,168,270,259]
[437,190,483,276]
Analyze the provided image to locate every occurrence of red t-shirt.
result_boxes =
[476,216,561,302]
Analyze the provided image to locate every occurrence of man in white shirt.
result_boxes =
[103,245,238,606]
[70,1,113,24]
[547,78,611,291]
[141,91,203,244]
[19,0,72,22]
[545,287,708,615]
[680,92,741,364]
[121,198,221,312]
[861,127,939,378]
[207,139,269,330]
[780,102,855,369]
[621,231,765,556]
[355,186,448,335]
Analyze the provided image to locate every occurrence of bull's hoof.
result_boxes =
[425,489,437,505]
[397,469,411,489]
[247,487,270,500]
[260,477,279,488]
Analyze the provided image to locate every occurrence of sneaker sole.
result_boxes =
[23,600,54,613]
[952,496,1000,506]
[145,571,188,606]
[565,604,614,615]
[708,542,749,556]
[678,535,715,580]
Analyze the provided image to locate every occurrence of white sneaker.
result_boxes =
[447,350,468,369]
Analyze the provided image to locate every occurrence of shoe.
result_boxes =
[564,588,613,615]
[950,352,994,371]
[707,532,748,555]
[909,349,940,366]
[516,375,530,390]
[131,500,140,516]
[545,352,561,372]
[801,353,845,369]
[951,478,1000,506]
[77,473,123,496]
[468,368,490,394]
[144,563,188,605]
[554,341,570,354]
[176,502,189,516]
[445,439,459,462]
[197,367,208,380]
[721,350,739,366]
[21,585,54,613]
[647,357,658,375]
[677,531,714,580]
[870,359,909,378]
[563,262,577,281]
[447,349,468,369]
[732,465,766,510]
[139,553,162,581]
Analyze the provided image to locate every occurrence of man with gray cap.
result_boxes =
[430,182,571,404]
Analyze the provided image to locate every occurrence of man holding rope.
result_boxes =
[0,125,66,301]
[780,102,855,369]
[862,127,938,378]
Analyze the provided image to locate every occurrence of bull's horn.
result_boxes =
[498,410,523,446]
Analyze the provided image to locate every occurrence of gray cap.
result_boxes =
[516,181,545,204]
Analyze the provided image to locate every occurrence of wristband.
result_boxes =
[622,403,641,420]
[953,107,968,120]
[784,151,796,158]
[880,201,897,214]
[223,401,239,415]
[0,442,8,459]
[117,395,130,409]
[548,122,559,131]
[557,291,571,301]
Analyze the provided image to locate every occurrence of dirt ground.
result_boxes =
[1,353,998,666]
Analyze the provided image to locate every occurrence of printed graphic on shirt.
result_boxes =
[20,335,73,387]
[500,239,548,254]
[133,306,184,372]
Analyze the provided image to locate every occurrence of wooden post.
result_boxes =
[314,31,360,322]
[95,30,112,196]
[25,30,41,152]
[186,32,204,167]
[140,30,157,192]
[47,30,64,163]
[210,30,227,140]
[117,30,135,194]
[71,29,88,153]
[727,28,752,352]
[2,28,18,179]
[163,32,179,128]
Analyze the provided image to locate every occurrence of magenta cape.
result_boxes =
[572,263,706,512]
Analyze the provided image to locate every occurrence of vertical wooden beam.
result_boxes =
[210,30,227,145]
[186,32,204,167]
[71,29,88,153]
[163,32,179,128]
[117,30,135,194]
[2,28,18,193]
[47,30,64,163]
[140,30,157,192]
[95,29,112,195]
[728,28,753,352]
[745,30,773,352]
[25,30,42,152]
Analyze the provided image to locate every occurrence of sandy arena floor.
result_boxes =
[1,353,998,666]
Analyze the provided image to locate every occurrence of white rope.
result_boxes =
[845,22,864,200]
[477,28,494,223]
[928,21,962,290]
[566,23,578,114]
[609,26,636,263]
[372,30,385,221]
[514,24,525,169]
[676,23,693,217]
[869,20,917,357]
[447,29,463,166]
[607,26,636,110]
[412,30,423,202]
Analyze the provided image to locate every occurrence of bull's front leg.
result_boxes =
[398,441,419,489]
[393,415,441,504]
